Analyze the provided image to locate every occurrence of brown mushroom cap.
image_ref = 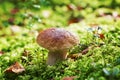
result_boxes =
[37,28,79,52]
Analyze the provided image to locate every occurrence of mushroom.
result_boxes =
[37,28,79,65]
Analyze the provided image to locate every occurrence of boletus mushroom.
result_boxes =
[37,28,79,65]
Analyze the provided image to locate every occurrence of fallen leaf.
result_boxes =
[67,4,76,11]
[98,33,105,39]
[23,49,30,57]
[11,8,19,14]
[21,49,33,64]
[117,15,120,18]
[104,12,112,16]
[8,18,14,24]
[82,45,95,54]
[0,51,4,56]
[68,17,81,25]
[5,62,25,74]
[81,48,89,54]
[96,11,113,18]
[62,76,77,80]
[77,6,83,10]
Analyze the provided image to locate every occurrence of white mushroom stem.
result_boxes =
[47,50,68,65]
[37,28,79,65]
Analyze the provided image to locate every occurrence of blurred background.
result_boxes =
[0,0,120,29]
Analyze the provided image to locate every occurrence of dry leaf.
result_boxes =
[68,17,81,25]
[67,4,76,11]
[8,18,14,24]
[97,12,112,17]
[81,48,89,54]
[0,51,4,56]
[23,49,30,57]
[77,6,83,10]
[21,49,33,64]
[98,33,105,39]
[82,45,95,55]
[5,62,25,74]
[11,8,19,14]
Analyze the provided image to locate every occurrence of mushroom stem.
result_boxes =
[47,51,68,65]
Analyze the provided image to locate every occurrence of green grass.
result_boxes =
[0,0,120,80]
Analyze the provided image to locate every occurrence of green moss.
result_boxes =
[0,0,120,80]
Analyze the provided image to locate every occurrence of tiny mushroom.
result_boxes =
[37,28,79,65]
